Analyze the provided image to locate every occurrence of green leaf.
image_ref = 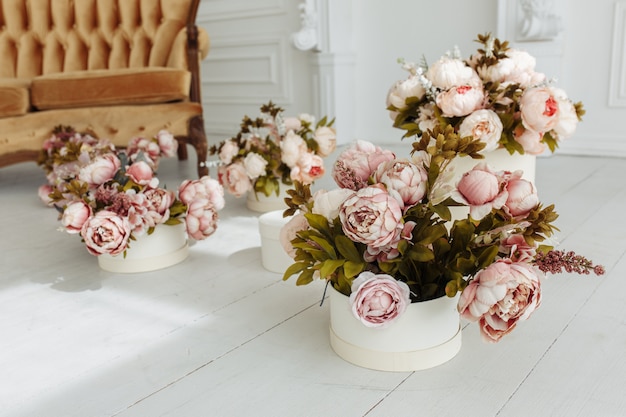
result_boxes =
[335,235,362,263]
[296,268,315,286]
[304,213,331,236]
[343,260,366,278]
[320,259,345,278]
[282,262,307,281]
[309,235,337,259]
[408,244,435,262]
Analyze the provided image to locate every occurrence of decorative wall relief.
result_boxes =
[292,0,320,51]
[516,0,563,41]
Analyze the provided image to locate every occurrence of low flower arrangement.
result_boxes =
[387,33,584,155]
[209,101,337,198]
[38,126,224,257]
[280,129,604,343]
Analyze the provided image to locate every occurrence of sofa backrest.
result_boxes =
[0,0,200,79]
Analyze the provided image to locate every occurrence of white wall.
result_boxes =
[350,0,498,144]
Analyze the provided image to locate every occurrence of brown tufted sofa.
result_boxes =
[0,0,211,177]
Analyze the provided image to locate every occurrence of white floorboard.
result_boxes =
[1,146,624,417]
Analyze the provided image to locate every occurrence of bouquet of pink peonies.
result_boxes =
[281,127,604,343]
[38,126,224,257]
[209,101,337,198]
[387,33,584,155]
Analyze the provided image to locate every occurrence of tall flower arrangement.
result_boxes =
[210,102,337,198]
[281,128,604,343]
[387,33,584,155]
[38,126,224,257]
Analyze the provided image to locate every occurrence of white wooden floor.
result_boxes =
[1,145,625,417]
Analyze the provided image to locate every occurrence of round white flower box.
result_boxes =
[97,223,189,273]
[329,287,461,372]
[246,188,288,213]
[258,210,294,274]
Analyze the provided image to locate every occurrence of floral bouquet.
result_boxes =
[38,126,224,257]
[280,128,604,342]
[387,33,584,155]
[209,101,337,199]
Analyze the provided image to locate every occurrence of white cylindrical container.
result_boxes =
[258,210,294,274]
[97,223,189,273]
[246,188,289,213]
[329,287,462,372]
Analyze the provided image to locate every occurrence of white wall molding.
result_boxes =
[198,0,287,22]
[201,35,292,104]
[557,134,626,157]
[609,1,626,107]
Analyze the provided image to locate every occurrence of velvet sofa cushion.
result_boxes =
[31,67,191,110]
[0,78,30,117]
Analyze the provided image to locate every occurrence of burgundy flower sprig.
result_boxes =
[535,250,605,276]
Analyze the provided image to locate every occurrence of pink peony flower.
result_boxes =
[435,84,485,117]
[458,109,503,152]
[290,153,325,184]
[61,200,93,234]
[279,213,310,258]
[280,130,308,168]
[504,177,538,217]
[218,139,240,164]
[313,126,337,157]
[218,163,252,198]
[499,234,537,263]
[386,74,425,111]
[312,188,355,220]
[185,198,218,240]
[178,176,225,210]
[426,56,479,89]
[143,187,175,224]
[80,210,131,256]
[38,184,55,206]
[520,86,560,133]
[513,125,546,155]
[243,152,268,179]
[349,271,411,328]
[452,163,508,220]
[78,153,121,187]
[332,140,395,190]
[458,260,542,342]
[155,130,178,158]
[373,158,428,208]
[339,184,404,249]
[552,89,579,140]
[283,116,302,132]
[126,160,156,186]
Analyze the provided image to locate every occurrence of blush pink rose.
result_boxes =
[126,161,156,186]
[313,126,337,157]
[458,260,542,342]
[504,177,538,217]
[80,210,131,256]
[520,86,560,133]
[218,163,253,198]
[458,109,503,152]
[185,198,218,240]
[38,184,55,206]
[452,163,508,220]
[373,158,428,208]
[339,184,404,249]
[332,140,395,190]
[61,200,93,234]
[79,153,121,187]
[349,271,411,328]
[290,153,325,184]
[435,84,485,117]
[279,213,310,258]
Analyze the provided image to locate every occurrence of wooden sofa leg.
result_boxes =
[188,115,209,178]
[177,141,189,161]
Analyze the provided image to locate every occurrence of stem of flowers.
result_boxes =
[534,250,606,276]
